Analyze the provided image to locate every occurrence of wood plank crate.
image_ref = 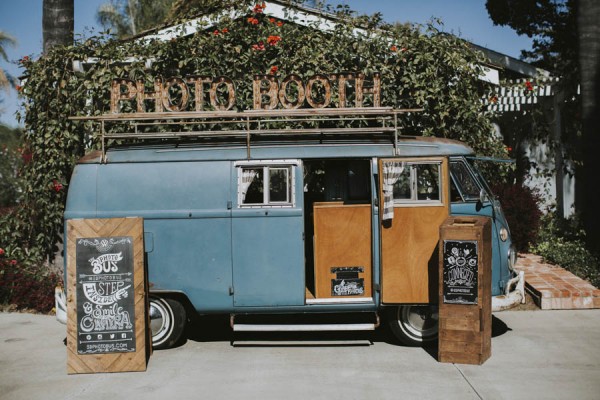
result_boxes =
[438,216,492,365]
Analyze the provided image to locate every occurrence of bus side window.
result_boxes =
[238,164,294,207]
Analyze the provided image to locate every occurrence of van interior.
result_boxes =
[303,159,373,300]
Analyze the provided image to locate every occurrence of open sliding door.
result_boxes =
[379,157,449,304]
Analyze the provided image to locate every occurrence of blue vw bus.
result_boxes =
[58,108,523,348]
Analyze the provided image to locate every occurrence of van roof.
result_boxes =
[79,136,474,164]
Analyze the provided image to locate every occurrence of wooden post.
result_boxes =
[66,217,149,374]
[438,216,492,365]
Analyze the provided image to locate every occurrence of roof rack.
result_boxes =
[69,107,422,161]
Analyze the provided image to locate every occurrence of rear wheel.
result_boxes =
[149,296,186,349]
[388,305,438,346]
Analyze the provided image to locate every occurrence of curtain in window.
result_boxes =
[240,170,258,202]
[382,161,405,220]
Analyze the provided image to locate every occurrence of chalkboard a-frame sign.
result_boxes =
[66,218,149,374]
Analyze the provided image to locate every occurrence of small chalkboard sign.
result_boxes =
[442,240,478,304]
[330,267,365,296]
[76,236,136,354]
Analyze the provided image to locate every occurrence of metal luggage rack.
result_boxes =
[70,107,422,160]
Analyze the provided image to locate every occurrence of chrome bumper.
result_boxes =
[55,287,67,324]
[492,271,525,312]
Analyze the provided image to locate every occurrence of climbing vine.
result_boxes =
[0,1,507,268]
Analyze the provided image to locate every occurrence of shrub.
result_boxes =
[0,249,62,313]
[531,213,600,288]
[492,182,542,252]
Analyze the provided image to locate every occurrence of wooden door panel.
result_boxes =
[380,157,449,304]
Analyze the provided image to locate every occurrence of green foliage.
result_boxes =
[486,0,578,90]
[0,30,17,92]
[531,213,600,288]
[0,2,507,268]
[97,0,177,38]
[0,125,24,209]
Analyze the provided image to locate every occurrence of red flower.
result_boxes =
[253,2,266,13]
[20,56,29,63]
[269,17,276,23]
[489,95,498,104]
[267,35,282,46]
[401,47,408,52]
[222,28,228,33]
[390,45,397,52]
[525,80,534,91]
[15,84,22,92]
[277,21,283,27]
[21,149,32,164]
[252,42,266,51]
[52,179,63,192]
[213,29,220,35]
[10,260,17,266]
[247,17,259,25]
[270,66,278,74]
[507,146,513,152]
[0,248,4,256]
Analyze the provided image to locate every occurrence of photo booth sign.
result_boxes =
[66,217,149,374]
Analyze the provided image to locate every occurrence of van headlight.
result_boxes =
[499,227,509,242]
[508,246,517,272]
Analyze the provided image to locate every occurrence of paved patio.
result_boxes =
[515,253,600,310]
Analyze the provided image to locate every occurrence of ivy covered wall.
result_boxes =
[0,1,507,266]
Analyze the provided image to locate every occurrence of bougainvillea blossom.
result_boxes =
[525,81,534,91]
[52,179,63,192]
[267,35,282,46]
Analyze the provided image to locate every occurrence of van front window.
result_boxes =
[450,160,481,202]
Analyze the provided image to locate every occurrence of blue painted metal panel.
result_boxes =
[64,164,98,219]
[231,164,305,307]
[92,160,234,311]
[96,161,230,213]
[145,218,233,311]
[232,210,305,306]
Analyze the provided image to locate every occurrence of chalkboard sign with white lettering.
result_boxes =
[76,236,136,354]
[442,240,478,305]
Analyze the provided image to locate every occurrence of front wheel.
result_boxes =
[149,296,186,349]
[388,305,438,346]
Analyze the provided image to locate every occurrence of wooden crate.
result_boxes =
[66,217,150,374]
[438,216,492,365]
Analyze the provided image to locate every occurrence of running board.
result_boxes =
[230,313,380,332]
[233,323,377,332]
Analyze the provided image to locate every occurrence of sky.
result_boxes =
[0,0,534,128]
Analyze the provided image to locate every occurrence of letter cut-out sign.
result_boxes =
[110,72,381,113]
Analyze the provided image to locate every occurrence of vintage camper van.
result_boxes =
[58,108,523,348]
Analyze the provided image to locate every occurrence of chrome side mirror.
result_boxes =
[479,189,489,204]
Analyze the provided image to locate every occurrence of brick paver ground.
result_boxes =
[515,253,600,310]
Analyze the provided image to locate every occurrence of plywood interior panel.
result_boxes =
[313,203,372,298]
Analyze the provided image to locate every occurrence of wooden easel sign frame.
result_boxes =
[66,217,149,374]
